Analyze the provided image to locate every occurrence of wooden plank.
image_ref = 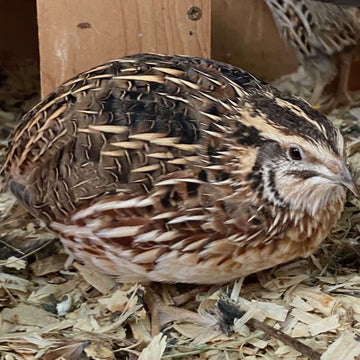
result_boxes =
[37,0,210,96]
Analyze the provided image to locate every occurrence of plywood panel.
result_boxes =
[37,0,210,96]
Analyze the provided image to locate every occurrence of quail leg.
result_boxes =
[171,285,209,306]
[309,76,327,109]
[320,50,354,112]
[332,50,354,108]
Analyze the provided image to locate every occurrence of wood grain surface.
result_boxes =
[37,0,210,95]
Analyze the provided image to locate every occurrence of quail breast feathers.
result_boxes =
[2,54,358,284]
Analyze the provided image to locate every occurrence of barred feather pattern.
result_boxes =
[50,188,343,283]
[2,54,352,283]
[265,0,359,58]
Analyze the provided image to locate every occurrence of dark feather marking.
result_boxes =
[105,61,125,75]
[235,123,263,147]
[198,169,208,182]
[206,104,222,117]
[102,95,128,126]
[287,170,319,179]
[87,146,100,162]
[219,66,265,89]
[161,190,172,208]
[171,111,200,144]
[247,172,262,190]
[268,168,285,204]
[219,172,230,181]
[186,182,200,197]
[173,191,182,201]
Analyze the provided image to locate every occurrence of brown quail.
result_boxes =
[2,53,358,284]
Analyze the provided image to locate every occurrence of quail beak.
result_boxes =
[339,164,359,198]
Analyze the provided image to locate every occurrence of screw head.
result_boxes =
[187,6,202,21]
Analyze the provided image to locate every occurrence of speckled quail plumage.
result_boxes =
[2,54,358,284]
[265,0,360,109]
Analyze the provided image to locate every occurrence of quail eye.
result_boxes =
[288,146,303,161]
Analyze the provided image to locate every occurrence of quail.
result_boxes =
[265,0,360,110]
[2,53,358,284]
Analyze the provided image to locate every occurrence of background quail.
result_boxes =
[265,0,360,110]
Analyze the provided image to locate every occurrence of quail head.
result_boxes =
[2,54,358,284]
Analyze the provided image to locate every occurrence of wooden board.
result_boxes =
[37,0,210,96]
